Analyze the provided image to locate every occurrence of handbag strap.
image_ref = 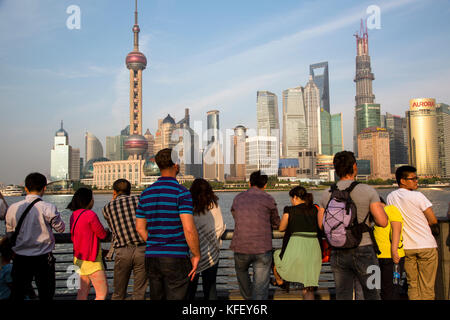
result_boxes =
[10,198,42,246]
[71,209,87,236]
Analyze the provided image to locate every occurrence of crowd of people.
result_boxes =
[0,148,447,301]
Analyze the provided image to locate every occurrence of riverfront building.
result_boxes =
[406,98,440,177]
[357,127,392,180]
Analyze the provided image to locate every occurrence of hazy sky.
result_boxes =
[1,0,449,185]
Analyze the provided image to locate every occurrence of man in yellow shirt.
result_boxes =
[374,198,407,300]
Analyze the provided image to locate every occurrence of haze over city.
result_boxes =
[1,0,449,184]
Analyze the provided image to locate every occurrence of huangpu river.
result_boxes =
[1,188,449,234]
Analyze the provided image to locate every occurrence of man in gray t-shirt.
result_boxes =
[319,181,381,247]
[318,151,387,300]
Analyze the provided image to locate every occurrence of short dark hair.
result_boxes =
[289,186,313,207]
[333,151,356,178]
[25,172,47,192]
[113,179,131,196]
[155,148,175,170]
[67,187,93,211]
[249,170,268,188]
[395,165,417,185]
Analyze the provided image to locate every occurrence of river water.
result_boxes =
[1,188,449,234]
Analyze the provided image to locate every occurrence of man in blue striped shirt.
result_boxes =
[136,148,200,300]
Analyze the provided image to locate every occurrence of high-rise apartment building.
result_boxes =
[310,62,330,113]
[357,127,391,180]
[85,132,104,163]
[304,76,321,154]
[406,98,440,177]
[282,87,308,157]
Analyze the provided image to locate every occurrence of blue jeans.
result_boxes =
[330,245,381,300]
[234,251,272,300]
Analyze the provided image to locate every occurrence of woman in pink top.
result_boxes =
[68,188,108,300]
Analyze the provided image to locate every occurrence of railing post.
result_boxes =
[435,218,450,300]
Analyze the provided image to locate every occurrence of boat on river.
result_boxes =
[1,185,25,196]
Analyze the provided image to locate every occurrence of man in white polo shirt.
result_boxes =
[387,166,438,300]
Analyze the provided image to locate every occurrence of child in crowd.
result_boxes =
[0,238,13,300]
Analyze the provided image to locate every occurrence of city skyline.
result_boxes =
[1,0,450,184]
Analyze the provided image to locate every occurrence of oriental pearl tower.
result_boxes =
[124,0,148,159]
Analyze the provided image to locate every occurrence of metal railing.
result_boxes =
[51,218,449,300]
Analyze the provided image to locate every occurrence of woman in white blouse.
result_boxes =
[187,178,226,300]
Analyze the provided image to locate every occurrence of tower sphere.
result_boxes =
[124,134,148,157]
[126,51,147,70]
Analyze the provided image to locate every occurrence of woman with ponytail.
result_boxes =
[272,186,323,300]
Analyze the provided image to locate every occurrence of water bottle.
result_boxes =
[393,263,400,285]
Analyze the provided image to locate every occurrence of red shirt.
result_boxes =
[70,209,108,261]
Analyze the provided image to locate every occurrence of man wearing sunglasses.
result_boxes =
[386,166,438,300]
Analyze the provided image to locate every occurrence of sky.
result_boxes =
[0,0,449,185]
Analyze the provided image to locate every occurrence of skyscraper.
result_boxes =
[257,91,280,138]
[207,110,220,144]
[406,98,440,177]
[230,125,247,181]
[331,113,344,154]
[310,61,330,113]
[245,136,278,180]
[282,87,308,158]
[204,110,224,181]
[354,20,375,106]
[320,109,343,156]
[51,121,80,181]
[85,132,103,163]
[353,20,380,155]
[383,113,408,172]
[154,115,176,153]
[304,76,321,154]
[437,103,450,178]
[144,129,155,156]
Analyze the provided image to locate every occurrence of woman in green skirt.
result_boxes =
[272,186,324,300]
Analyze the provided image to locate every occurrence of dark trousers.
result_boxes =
[379,257,408,300]
[112,245,148,300]
[187,262,219,300]
[11,253,55,301]
[145,256,191,300]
